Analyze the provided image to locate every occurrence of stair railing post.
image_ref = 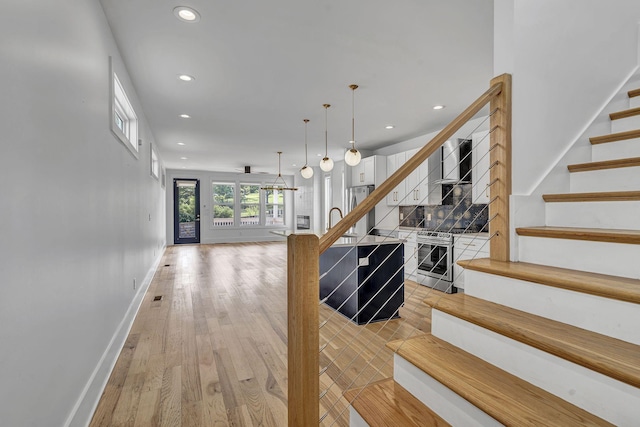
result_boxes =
[489,73,512,261]
[287,233,320,427]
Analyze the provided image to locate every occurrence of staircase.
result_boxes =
[345,88,640,425]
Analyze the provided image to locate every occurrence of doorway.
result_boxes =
[174,179,200,244]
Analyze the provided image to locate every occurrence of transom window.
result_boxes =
[111,70,139,156]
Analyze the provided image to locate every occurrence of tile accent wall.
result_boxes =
[399,184,488,232]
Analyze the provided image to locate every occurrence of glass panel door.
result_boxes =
[174,179,200,244]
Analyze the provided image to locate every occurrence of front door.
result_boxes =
[174,179,200,244]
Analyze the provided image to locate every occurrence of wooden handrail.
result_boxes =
[319,79,505,254]
[287,74,512,426]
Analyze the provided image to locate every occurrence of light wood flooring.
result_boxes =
[90,242,432,426]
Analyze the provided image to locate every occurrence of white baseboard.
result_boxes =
[64,247,165,427]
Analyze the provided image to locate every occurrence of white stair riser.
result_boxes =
[611,114,640,133]
[630,95,640,109]
[464,269,640,344]
[393,355,501,427]
[592,137,640,161]
[570,166,640,192]
[349,407,368,427]
[518,236,640,279]
[545,200,640,229]
[431,311,640,426]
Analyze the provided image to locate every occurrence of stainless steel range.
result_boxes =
[415,230,456,293]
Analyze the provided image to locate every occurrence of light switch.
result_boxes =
[358,257,369,267]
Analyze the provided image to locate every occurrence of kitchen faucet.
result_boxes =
[328,207,343,229]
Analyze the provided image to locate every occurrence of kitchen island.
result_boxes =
[320,235,405,325]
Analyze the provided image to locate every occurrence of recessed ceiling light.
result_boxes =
[292,163,297,167]
[385,125,395,129]
[433,105,445,110]
[177,142,185,146]
[173,6,200,23]
[178,74,194,82]
[317,153,323,157]
[179,114,191,118]
[180,157,188,160]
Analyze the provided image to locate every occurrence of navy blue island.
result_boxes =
[320,236,405,325]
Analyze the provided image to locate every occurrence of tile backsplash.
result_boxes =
[399,184,488,232]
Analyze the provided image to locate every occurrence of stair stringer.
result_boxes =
[510,68,640,261]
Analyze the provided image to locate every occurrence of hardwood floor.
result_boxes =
[90,242,431,426]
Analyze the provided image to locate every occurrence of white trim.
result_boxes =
[64,249,165,427]
[524,64,640,196]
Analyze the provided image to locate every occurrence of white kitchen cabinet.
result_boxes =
[398,230,417,279]
[386,152,406,205]
[404,148,431,205]
[453,234,490,289]
[387,149,432,206]
[472,130,491,204]
[350,155,385,187]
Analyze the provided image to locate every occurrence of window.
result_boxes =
[240,184,261,226]
[212,183,235,227]
[265,187,285,226]
[150,143,159,179]
[111,67,139,156]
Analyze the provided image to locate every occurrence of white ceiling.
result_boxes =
[99,0,494,175]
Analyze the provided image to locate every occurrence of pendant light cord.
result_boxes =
[304,119,309,166]
[323,104,330,157]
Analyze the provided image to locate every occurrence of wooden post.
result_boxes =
[489,73,512,261]
[287,234,320,427]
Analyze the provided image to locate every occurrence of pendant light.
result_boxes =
[300,119,314,179]
[319,104,334,172]
[261,151,298,191]
[344,84,362,166]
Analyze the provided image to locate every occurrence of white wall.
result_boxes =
[495,0,640,195]
[0,1,166,425]
[166,169,295,244]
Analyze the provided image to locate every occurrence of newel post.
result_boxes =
[287,233,320,427]
[489,73,512,261]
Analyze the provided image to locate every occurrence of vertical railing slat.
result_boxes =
[489,73,512,261]
[287,234,320,426]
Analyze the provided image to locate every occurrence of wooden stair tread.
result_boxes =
[590,129,640,144]
[423,293,640,388]
[542,190,640,202]
[629,88,640,98]
[386,334,613,426]
[516,226,640,244]
[344,379,450,427]
[568,156,640,172]
[609,106,640,120]
[456,258,640,304]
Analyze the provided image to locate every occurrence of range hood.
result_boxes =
[436,138,472,184]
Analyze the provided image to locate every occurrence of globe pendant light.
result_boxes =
[344,84,362,166]
[319,104,334,172]
[300,119,314,179]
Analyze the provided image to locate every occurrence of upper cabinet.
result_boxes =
[386,152,406,205]
[472,130,491,204]
[386,149,434,206]
[349,155,386,187]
